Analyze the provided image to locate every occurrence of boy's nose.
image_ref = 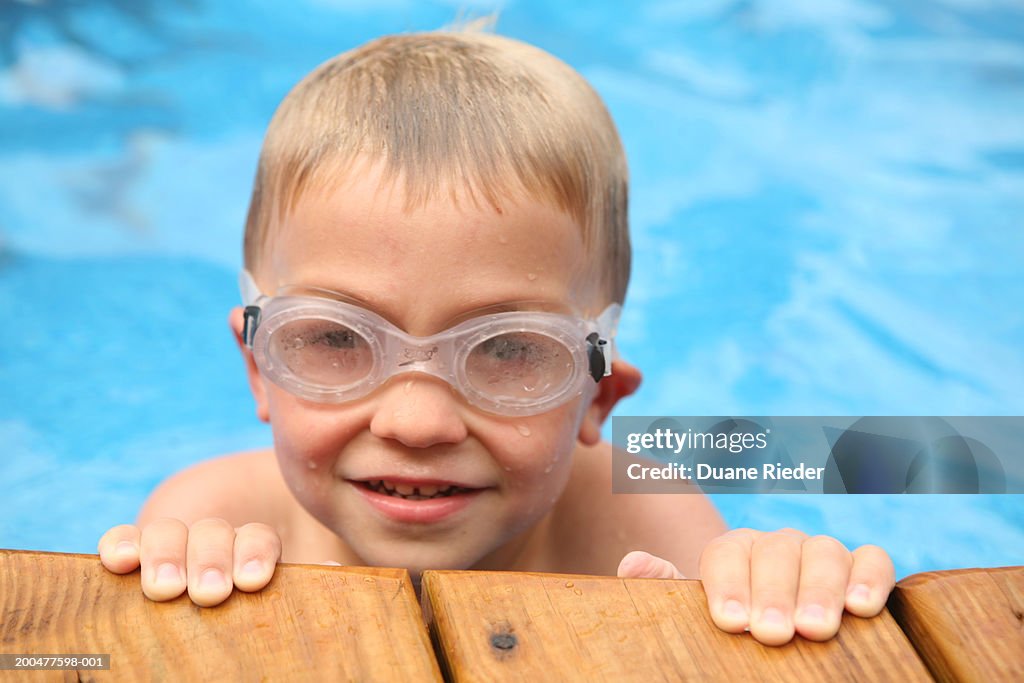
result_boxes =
[369,375,469,448]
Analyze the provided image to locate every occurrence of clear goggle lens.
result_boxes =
[270,318,375,389]
[464,331,572,400]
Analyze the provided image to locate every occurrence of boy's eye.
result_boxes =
[270,319,374,385]
[316,328,359,348]
[478,334,539,361]
[466,332,573,398]
[276,320,363,350]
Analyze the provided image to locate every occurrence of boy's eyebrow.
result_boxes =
[277,282,576,327]
[279,282,374,308]
[440,300,576,327]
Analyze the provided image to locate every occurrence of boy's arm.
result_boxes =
[97,450,287,606]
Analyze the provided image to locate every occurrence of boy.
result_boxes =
[98,31,894,647]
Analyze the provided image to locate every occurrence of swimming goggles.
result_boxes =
[240,271,620,416]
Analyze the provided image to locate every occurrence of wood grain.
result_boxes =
[889,565,1024,683]
[0,549,441,683]
[421,570,932,682]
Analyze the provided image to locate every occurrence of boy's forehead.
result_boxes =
[259,161,601,325]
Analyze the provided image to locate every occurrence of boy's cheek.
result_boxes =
[490,410,580,493]
[266,395,362,468]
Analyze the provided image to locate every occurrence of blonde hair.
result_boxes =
[244,31,630,305]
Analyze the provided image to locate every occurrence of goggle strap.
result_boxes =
[239,269,262,307]
[597,303,622,332]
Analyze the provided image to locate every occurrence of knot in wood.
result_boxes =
[490,633,517,651]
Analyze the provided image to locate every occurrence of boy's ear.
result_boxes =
[228,307,270,423]
[578,360,642,446]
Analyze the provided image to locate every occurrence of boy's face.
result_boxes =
[242,161,606,574]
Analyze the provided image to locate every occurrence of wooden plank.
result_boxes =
[0,549,442,683]
[889,566,1024,683]
[421,570,933,682]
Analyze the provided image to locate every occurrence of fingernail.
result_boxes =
[241,560,263,576]
[760,607,786,625]
[799,604,827,622]
[848,583,871,603]
[723,599,747,620]
[156,562,180,584]
[115,540,137,557]
[200,568,226,589]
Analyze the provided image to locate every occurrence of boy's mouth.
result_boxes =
[361,480,477,501]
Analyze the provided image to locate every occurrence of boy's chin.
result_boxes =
[350,540,484,579]
[386,557,475,595]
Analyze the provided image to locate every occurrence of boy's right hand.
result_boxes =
[98,519,282,607]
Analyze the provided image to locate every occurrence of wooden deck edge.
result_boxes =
[888,584,951,683]
[894,564,1023,589]
[888,565,1024,683]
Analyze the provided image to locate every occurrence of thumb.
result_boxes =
[617,550,686,579]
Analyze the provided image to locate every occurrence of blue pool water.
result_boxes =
[1,1,1022,579]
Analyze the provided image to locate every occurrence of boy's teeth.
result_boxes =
[368,480,464,500]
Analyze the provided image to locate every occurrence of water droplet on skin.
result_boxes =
[565,581,574,588]
[543,464,554,473]
[503,466,513,472]
[404,380,414,394]
[527,273,537,281]
[516,425,531,437]
[307,461,318,470]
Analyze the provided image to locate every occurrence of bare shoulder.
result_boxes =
[544,441,728,578]
[137,449,292,529]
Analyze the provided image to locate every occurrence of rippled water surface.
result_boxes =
[1,1,1022,577]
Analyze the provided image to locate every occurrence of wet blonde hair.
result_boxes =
[244,31,630,306]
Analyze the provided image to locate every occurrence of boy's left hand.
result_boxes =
[617,528,895,646]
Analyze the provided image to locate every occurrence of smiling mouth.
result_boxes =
[362,480,477,500]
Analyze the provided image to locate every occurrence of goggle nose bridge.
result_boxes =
[379,332,458,381]
[396,343,440,367]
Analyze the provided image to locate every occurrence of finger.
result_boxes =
[699,528,756,634]
[617,551,686,579]
[749,528,806,646]
[794,535,851,641]
[186,518,236,607]
[139,518,189,602]
[846,545,896,617]
[98,524,142,574]
[232,522,282,592]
